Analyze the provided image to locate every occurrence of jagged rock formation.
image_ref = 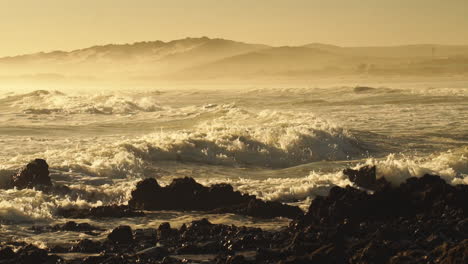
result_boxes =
[128,177,303,219]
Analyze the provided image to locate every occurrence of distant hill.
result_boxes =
[0,37,269,78]
[1,37,467,81]
[303,43,468,58]
[171,46,349,79]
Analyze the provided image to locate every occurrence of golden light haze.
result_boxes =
[1,0,468,57]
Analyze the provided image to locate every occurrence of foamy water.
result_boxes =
[0,83,467,246]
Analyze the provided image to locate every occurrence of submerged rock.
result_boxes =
[56,205,145,219]
[31,221,102,234]
[128,177,303,219]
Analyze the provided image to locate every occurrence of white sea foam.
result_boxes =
[0,179,139,222]
[2,90,163,115]
[0,105,365,178]
[362,147,468,185]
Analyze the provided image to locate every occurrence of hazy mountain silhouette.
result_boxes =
[303,43,468,58]
[1,37,467,81]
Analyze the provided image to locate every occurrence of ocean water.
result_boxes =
[0,82,467,248]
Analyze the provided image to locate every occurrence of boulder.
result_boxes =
[9,159,52,189]
[343,165,390,190]
[108,225,134,244]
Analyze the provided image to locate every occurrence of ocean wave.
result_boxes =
[1,90,163,115]
[0,179,138,223]
[1,107,366,177]
[362,147,468,185]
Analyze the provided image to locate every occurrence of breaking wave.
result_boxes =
[362,147,468,185]
[1,90,163,115]
[1,107,366,177]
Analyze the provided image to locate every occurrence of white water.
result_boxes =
[0,82,467,246]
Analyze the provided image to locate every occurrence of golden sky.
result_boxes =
[1,0,467,57]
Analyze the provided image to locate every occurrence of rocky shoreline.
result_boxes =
[0,160,467,263]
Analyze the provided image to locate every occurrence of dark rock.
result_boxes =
[0,246,15,259]
[435,239,468,264]
[157,222,178,241]
[0,244,62,264]
[9,159,52,189]
[304,174,467,225]
[127,178,161,209]
[225,255,248,264]
[343,165,391,191]
[56,205,144,218]
[81,255,109,264]
[388,249,429,264]
[108,225,133,244]
[4,170,466,264]
[71,239,102,253]
[134,228,157,242]
[244,198,303,219]
[128,177,302,219]
[49,245,68,253]
[15,244,52,264]
[32,221,102,234]
[135,246,169,260]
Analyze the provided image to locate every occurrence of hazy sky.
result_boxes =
[1,0,467,57]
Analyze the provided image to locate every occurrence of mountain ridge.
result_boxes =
[1,37,468,80]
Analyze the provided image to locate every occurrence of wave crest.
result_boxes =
[2,90,163,115]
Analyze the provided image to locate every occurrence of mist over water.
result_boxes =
[0,82,467,246]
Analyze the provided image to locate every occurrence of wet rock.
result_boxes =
[61,221,98,232]
[56,205,144,218]
[157,222,179,241]
[81,255,109,264]
[304,174,467,225]
[31,221,102,234]
[5,171,467,264]
[135,246,169,260]
[71,239,102,253]
[243,198,302,219]
[129,177,302,219]
[127,177,161,209]
[225,255,248,264]
[108,225,134,244]
[388,249,429,264]
[435,239,468,264]
[9,159,52,189]
[0,246,15,260]
[343,165,391,191]
[351,240,394,263]
[13,244,61,264]
[134,228,157,242]
[48,245,68,253]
